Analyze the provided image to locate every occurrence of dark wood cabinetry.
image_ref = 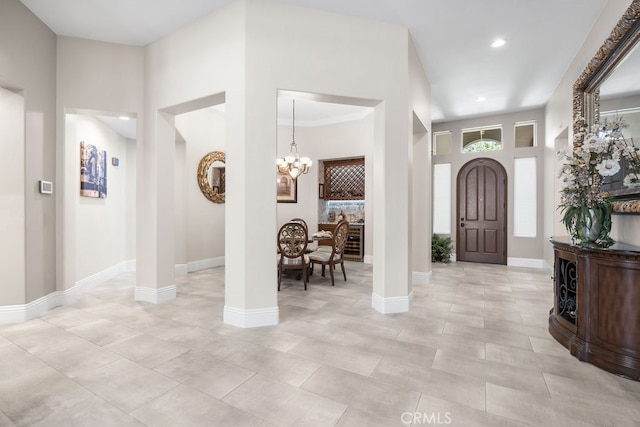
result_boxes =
[344,224,364,261]
[549,237,640,381]
[317,223,364,262]
[322,158,365,200]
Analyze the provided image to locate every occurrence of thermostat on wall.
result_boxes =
[39,180,53,194]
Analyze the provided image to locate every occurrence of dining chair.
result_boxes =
[309,219,349,286]
[291,217,315,253]
[290,217,308,231]
[277,221,311,291]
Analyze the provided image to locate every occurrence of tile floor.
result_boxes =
[1,261,639,426]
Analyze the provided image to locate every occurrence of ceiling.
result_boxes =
[21,0,611,126]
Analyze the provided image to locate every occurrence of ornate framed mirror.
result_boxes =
[197,151,225,204]
[573,0,640,213]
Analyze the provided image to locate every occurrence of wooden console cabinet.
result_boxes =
[549,237,640,381]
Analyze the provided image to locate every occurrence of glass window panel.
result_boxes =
[515,122,536,148]
[462,127,502,152]
[433,132,451,156]
[513,157,537,237]
[433,163,451,234]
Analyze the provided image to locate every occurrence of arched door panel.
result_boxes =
[457,158,507,264]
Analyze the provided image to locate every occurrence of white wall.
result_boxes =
[175,107,226,264]
[544,0,639,263]
[141,1,243,301]
[0,0,57,304]
[409,35,433,281]
[66,114,134,281]
[433,108,546,263]
[144,0,427,322]
[0,87,26,305]
[125,138,137,260]
[56,36,145,291]
[2,0,430,320]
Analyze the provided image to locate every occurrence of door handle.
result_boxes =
[460,223,465,227]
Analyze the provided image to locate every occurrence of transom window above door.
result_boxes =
[462,126,502,153]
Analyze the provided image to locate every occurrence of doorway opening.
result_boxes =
[456,157,507,264]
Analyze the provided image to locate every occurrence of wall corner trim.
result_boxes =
[371,291,412,314]
[223,305,279,328]
[134,285,176,304]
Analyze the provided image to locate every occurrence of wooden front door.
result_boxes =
[457,158,507,264]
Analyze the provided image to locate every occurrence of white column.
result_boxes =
[371,98,412,314]
[135,111,177,303]
[223,86,279,327]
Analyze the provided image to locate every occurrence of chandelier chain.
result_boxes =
[277,98,312,180]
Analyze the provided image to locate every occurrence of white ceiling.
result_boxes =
[95,115,137,140]
[21,0,610,125]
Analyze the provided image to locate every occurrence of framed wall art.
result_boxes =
[277,171,297,203]
[80,141,107,198]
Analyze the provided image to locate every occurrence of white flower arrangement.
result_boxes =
[624,173,640,188]
[559,117,639,210]
[558,117,639,246]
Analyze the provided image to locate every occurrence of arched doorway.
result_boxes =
[457,158,507,264]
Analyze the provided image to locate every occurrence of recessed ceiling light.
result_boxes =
[476,96,486,102]
[118,116,130,120]
[491,38,506,48]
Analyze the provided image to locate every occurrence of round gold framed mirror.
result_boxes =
[197,151,225,204]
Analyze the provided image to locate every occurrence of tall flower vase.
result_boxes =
[579,208,602,242]
[564,203,614,247]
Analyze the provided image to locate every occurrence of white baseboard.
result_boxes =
[412,271,432,285]
[371,291,413,314]
[188,256,225,272]
[363,255,373,264]
[134,285,176,304]
[0,289,68,324]
[507,257,545,269]
[0,259,136,324]
[223,305,279,328]
[75,259,136,292]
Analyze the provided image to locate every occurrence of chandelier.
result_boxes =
[277,99,312,180]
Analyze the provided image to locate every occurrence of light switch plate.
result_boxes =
[40,180,53,194]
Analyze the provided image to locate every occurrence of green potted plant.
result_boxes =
[432,234,453,263]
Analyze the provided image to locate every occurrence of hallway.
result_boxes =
[0,262,639,426]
